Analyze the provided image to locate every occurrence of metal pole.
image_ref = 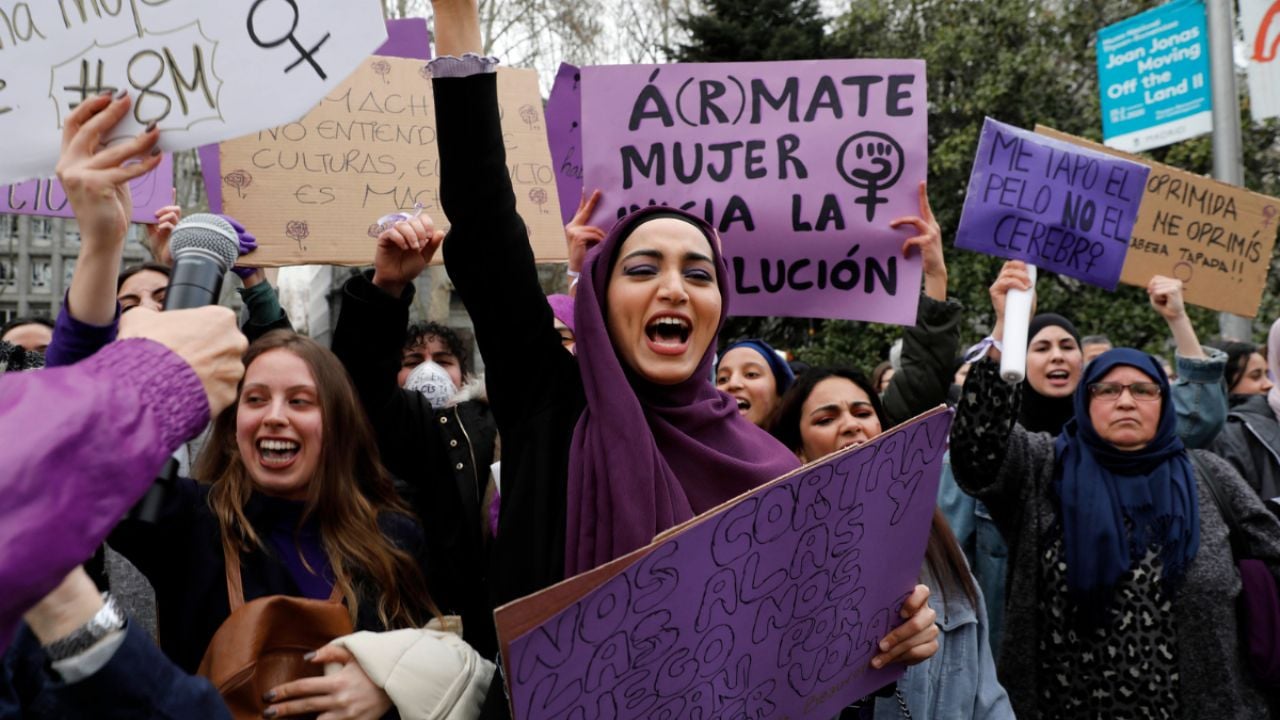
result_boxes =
[1207,0,1253,340]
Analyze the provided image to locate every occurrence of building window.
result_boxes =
[31,258,53,293]
[0,257,15,287]
[1,215,17,237]
[63,258,76,289]
[32,218,53,242]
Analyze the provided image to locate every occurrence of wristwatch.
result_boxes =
[42,593,126,662]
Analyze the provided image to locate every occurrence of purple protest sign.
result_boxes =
[497,407,952,720]
[201,18,432,213]
[0,155,174,224]
[954,118,1149,290]
[581,60,928,325]
[546,63,584,225]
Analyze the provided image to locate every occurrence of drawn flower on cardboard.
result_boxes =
[222,170,253,199]
[285,220,310,250]
[371,59,392,84]
[518,103,539,130]
[368,223,383,238]
[528,187,548,213]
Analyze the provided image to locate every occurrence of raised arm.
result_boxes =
[433,0,578,428]
[882,182,962,425]
[46,92,162,367]
[1147,275,1227,448]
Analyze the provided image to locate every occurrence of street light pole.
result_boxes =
[1207,0,1253,340]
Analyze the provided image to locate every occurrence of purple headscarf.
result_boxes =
[566,206,800,575]
[547,294,575,335]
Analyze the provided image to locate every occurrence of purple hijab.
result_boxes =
[566,206,800,575]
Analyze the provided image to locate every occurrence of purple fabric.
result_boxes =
[1238,557,1280,685]
[45,292,120,368]
[565,205,800,575]
[546,293,575,335]
[215,214,259,280]
[0,339,209,651]
[262,498,335,600]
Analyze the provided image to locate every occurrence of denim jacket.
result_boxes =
[873,563,1013,720]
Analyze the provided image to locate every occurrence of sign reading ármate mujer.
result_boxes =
[581,60,927,326]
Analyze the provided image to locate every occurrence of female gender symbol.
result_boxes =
[247,0,331,80]
[1263,205,1277,229]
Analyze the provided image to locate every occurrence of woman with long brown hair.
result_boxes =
[108,330,438,717]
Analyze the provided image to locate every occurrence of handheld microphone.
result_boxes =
[1000,264,1037,385]
[163,214,240,310]
[131,214,240,524]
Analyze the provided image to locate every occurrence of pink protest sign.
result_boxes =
[546,63,584,225]
[0,155,173,224]
[496,407,952,720]
[581,60,928,325]
[954,118,1148,290]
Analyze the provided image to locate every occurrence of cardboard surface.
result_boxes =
[1036,126,1280,317]
[1,155,173,223]
[955,118,1149,291]
[495,407,952,720]
[580,60,928,325]
[0,0,386,185]
[219,59,564,266]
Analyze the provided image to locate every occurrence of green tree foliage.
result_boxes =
[678,0,1280,369]
[674,0,827,62]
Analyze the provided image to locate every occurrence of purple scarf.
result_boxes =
[566,206,800,575]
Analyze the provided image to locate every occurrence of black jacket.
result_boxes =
[331,271,499,658]
[107,480,425,674]
[437,72,585,623]
[1211,394,1280,502]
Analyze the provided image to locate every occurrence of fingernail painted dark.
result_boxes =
[303,651,316,661]
[262,690,276,702]
[114,88,128,99]
[150,147,162,157]
[145,121,157,133]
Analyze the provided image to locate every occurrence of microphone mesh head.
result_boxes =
[170,213,240,271]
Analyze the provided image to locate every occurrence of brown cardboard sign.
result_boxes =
[220,57,565,266]
[1035,125,1279,317]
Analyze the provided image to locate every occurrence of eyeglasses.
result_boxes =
[1087,382,1162,402]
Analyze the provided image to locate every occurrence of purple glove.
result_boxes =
[217,214,259,279]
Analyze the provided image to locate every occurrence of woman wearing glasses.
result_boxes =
[949,268,1280,719]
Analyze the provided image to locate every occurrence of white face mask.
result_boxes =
[405,360,458,409]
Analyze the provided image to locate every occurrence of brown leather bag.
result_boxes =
[197,544,354,720]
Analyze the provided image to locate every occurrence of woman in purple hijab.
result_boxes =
[381,6,942,710]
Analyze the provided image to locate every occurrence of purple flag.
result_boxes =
[200,18,432,213]
[501,407,952,720]
[581,60,928,325]
[0,155,174,224]
[955,118,1149,290]
[546,63,584,225]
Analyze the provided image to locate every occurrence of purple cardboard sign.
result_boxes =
[581,60,928,325]
[0,155,174,224]
[501,408,952,720]
[954,118,1149,290]
[546,63,584,225]
[201,18,432,213]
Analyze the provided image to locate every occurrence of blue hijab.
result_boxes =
[1053,348,1200,613]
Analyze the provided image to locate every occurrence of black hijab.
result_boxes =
[1019,313,1081,435]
